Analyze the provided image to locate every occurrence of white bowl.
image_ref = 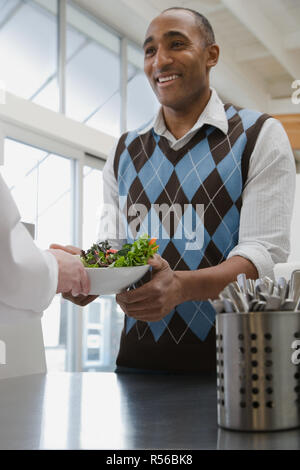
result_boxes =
[86,264,150,295]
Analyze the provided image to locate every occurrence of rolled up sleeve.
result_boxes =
[227,118,296,279]
[97,143,127,250]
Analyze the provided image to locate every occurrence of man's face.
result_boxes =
[143,10,211,110]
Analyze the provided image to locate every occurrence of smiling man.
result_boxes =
[59,7,295,373]
[142,9,215,138]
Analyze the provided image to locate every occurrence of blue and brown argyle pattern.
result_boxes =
[114,104,271,372]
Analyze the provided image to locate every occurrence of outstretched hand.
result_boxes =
[49,243,98,306]
[49,243,81,255]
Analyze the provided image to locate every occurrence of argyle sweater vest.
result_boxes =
[114,104,271,373]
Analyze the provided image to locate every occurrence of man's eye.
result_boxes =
[171,41,184,48]
[145,47,155,56]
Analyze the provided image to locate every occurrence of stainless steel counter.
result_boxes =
[0,372,299,450]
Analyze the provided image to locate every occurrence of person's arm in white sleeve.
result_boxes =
[0,173,58,312]
[227,118,296,279]
[97,143,127,250]
[0,174,90,313]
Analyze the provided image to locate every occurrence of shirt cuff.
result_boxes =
[39,249,59,311]
[227,242,275,280]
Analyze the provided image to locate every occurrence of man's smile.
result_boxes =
[155,74,181,87]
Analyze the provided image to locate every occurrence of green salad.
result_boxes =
[80,234,159,268]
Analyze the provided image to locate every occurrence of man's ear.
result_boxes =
[206,44,219,70]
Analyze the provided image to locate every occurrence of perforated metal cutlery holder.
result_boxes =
[216,311,300,431]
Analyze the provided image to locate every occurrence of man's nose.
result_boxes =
[153,46,173,69]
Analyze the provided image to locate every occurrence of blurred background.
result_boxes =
[0,0,299,373]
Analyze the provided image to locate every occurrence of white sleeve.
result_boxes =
[0,173,58,313]
[227,118,296,279]
[97,143,127,250]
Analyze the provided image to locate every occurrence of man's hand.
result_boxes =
[49,243,98,306]
[116,254,184,322]
[61,290,99,307]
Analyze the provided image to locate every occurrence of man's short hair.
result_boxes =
[162,7,215,46]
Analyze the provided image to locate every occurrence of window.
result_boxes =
[82,297,124,372]
[0,0,159,135]
[66,2,121,137]
[82,161,124,371]
[127,42,159,131]
[2,138,73,371]
[0,3,162,372]
[82,164,104,250]
[0,0,59,111]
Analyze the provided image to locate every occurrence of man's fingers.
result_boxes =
[117,296,164,321]
[148,254,170,273]
[116,286,150,305]
[117,301,127,315]
[116,272,167,304]
[116,298,154,312]
[62,291,81,303]
[80,295,99,306]
[126,310,161,322]
[62,292,98,306]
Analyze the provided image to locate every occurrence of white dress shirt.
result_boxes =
[99,88,296,279]
[0,173,58,323]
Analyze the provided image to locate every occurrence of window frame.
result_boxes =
[0,115,110,372]
[0,0,149,371]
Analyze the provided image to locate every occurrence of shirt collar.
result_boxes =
[138,88,229,137]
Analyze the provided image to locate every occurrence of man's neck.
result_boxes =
[162,88,212,140]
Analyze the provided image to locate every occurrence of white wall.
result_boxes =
[289,173,300,262]
[0,92,115,161]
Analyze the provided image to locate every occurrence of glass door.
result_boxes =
[2,137,74,371]
[82,159,124,372]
